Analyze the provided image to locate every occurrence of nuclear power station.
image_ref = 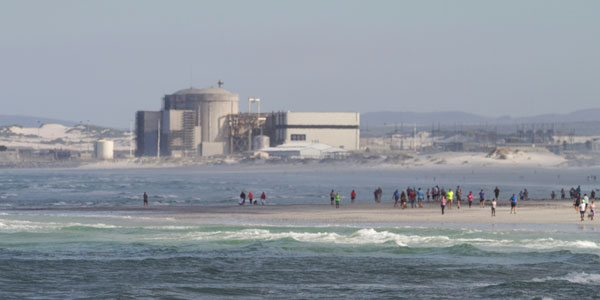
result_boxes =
[135,81,359,157]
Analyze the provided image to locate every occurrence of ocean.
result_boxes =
[1,165,599,299]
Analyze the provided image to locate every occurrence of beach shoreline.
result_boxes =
[4,200,597,226]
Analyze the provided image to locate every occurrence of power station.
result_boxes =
[135,81,360,157]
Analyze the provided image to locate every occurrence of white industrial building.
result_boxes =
[267,112,360,150]
[135,82,360,158]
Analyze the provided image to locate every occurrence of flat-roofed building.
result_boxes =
[267,112,360,150]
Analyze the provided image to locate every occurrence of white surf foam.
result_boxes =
[531,272,600,285]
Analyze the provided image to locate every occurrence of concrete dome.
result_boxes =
[174,87,235,96]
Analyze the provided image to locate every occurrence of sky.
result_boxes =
[1,0,599,128]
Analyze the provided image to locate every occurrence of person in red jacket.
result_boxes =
[248,192,254,205]
[261,192,266,205]
[351,190,356,204]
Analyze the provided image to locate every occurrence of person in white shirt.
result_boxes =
[579,201,587,221]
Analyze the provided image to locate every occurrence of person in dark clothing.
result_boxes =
[494,186,500,200]
[239,191,246,205]
[143,192,148,206]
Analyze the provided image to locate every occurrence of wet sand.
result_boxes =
[10,200,598,226]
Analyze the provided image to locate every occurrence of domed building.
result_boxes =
[136,81,239,157]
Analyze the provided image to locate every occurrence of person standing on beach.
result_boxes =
[494,186,500,200]
[510,194,517,214]
[410,189,416,208]
[479,189,486,208]
[579,199,586,221]
[143,192,148,206]
[261,192,266,205]
[551,191,556,200]
[331,190,336,206]
[456,186,462,209]
[591,190,596,200]
[468,191,473,208]
[491,198,496,216]
[417,188,424,208]
[440,194,447,215]
[561,188,566,199]
[335,192,340,208]
[400,191,407,209]
[427,188,431,201]
[589,201,595,220]
[447,189,454,209]
[574,195,581,213]
[239,191,246,205]
[351,190,356,204]
[393,189,400,207]
[248,192,254,205]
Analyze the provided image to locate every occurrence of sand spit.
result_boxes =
[10,201,598,226]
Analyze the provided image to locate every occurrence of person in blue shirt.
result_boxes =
[417,188,424,208]
[510,194,518,214]
[479,190,485,208]
[393,189,400,208]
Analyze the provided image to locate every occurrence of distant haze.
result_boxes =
[1,1,599,128]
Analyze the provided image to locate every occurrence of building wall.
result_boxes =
[135,111,161,157]
[161,110,199,157]
[271,112,360,150]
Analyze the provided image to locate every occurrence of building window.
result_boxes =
[291,134,306,141]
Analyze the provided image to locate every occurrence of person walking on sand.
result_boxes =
[494,186,500,200]
[335,192,341,208]
[440,194,447,215]
[468,191,473,208]
[510,194,517,214]
[261,192,266,205]
[143,192,148,206]
[491,198,497,216]
[479,189,486,208]
[331,190,336,206]
[239,191,246,205]
[351,189,356,204]
[400,191,407,209]
[589,201,595,220]
[447,189,454,210]
[417,188,424,208]
[393,189,400,208]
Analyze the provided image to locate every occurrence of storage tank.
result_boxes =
[95,139,114,160]
[253,135,270,150]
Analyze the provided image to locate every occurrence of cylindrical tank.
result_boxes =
[95,139,114,160]
[253,135,270,150]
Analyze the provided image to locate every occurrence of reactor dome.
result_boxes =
[173,87,236,96]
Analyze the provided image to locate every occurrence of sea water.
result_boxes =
[1,165,599,299]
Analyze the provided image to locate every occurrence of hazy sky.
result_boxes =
[1,0,599,128]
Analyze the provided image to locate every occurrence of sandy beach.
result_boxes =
[16,200,597,226]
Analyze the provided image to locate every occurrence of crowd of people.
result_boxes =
[141,184,597,221]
